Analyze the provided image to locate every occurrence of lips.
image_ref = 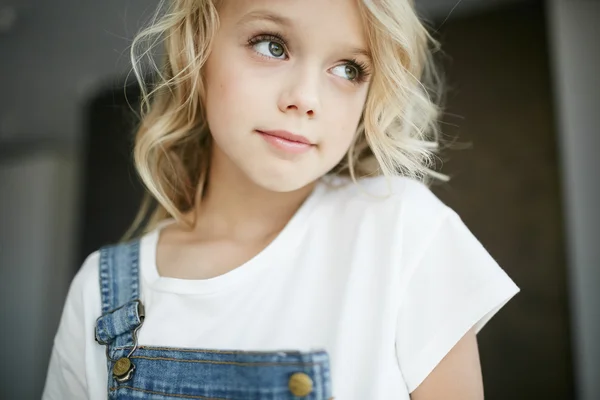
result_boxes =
[256,129,315,155]
[256,130,313,145]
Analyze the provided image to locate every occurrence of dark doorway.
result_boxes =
[77,82,145,266]
[432,1,574,399]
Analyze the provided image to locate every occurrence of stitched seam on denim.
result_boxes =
[109,386,228,399]
[129,241,140,301]
[99,248,111,314]
[118,345,327,356]
[98,318,110,343]
[130,355,324,367]
[113,245,124,308]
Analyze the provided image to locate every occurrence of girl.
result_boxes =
[43,0,519,399]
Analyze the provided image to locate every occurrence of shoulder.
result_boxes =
[45,248,109,399]
[69,250,101,306]
[50,250,101,370]
[319,175,452,228]
[54,238,143,347]
[71,242,125,297]
[311,175,455,267]
[63,239,140,319]
[56,249,103,340]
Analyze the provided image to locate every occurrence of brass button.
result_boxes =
[288,372,313,397]
[112,357,134,381]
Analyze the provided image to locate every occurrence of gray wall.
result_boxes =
[547,2,600,399]
[0,1,158,398]
[0,0,157,144]
[0,152,75,400]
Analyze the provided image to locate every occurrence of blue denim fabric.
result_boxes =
[95,241,333,399]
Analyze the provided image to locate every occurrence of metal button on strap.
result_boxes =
[113,357,135,382]
[288,372,313,397]
[110,301,144,383]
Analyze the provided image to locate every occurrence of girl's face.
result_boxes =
[203,0,371,192]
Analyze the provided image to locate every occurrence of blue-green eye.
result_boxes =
[248,34,286,59]
[252,39,286,59]
[331,64,359,81]
[331,60,370,83]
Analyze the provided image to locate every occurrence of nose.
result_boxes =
[277,63,321,118]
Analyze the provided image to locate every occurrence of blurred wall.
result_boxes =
[547,2,600,399]
[0,1,159,398]
[0,151,75,400]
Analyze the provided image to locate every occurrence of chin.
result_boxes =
[247,166,317,193]
[254,175,311,193]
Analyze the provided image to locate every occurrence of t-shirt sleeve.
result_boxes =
[395,209,520,393]
[42,253,99,400]
[42,346,88,400]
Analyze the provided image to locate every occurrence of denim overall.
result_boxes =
[94,240,333,399]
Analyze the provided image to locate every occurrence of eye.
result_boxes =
[331,64,360,81]
[252,39,286,59]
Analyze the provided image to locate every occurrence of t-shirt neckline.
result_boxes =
[140,179,326,295]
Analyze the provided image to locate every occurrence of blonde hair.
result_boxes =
[124,0,447,239]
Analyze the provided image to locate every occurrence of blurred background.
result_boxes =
[0,0,598,399]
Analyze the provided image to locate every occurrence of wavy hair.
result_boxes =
[124,0,447,239]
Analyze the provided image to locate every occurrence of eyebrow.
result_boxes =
[236,10,294,28]
[348,47,372,62]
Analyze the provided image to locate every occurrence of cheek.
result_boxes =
[204,53,261,132]
[326,94,366,145]
[205,66,244,124]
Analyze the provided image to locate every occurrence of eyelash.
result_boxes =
[246,31,371,84]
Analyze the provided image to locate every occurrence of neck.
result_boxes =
[191,145,316,241]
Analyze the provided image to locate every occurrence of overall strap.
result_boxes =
[94,240,144,349]
[99,240,141,312]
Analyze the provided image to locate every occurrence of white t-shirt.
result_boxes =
[43,175,520,399]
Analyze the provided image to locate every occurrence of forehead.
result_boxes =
[219,0,368,47]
